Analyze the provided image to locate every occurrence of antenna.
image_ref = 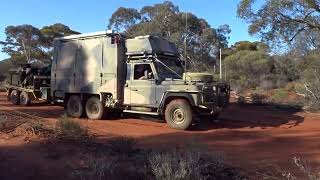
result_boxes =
[220,48,222,79]
[184,13,187,81]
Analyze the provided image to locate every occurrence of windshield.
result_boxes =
[155,58,184,79]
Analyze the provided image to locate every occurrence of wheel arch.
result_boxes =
[159,92,196,114]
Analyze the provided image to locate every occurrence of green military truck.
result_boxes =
[6,30,230,130]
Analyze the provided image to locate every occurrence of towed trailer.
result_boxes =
[5,63,51,105]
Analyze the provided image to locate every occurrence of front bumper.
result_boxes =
[197,84,230,114]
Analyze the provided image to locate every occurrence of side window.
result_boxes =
[134,64,154,80]
[126,64,131,80]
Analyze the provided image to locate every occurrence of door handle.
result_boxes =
[132,88,138,91]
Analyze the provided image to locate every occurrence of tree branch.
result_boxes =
[304,83,319,101]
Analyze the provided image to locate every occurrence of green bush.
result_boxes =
[271,89,289,102]
[225,50,274,89]
[251,93,267,105]
[55,115,88,140]
[294,57,320,111]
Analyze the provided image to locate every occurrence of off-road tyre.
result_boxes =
[85,96,105,120]
[165,99,193,130]
[66,95,84,118]
[20,91,31,106]
[10,90,20,105]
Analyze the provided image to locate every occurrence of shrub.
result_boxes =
[294,58,320,111]
[107,136,139,157]
[149,151,212,180]
[55,115,88,140]
[72,157,117,180]
[237,96,246,105]
[271,89,289,102]
[27,120,52,136]
[257,157,320,180]
[251,93,267,105]
[259,80,276,90]
[148,149,245,180]
[225,50,274,89]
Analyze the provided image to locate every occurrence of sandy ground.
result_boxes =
[0,92,320,179]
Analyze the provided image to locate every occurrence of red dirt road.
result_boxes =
[1,92,320,178]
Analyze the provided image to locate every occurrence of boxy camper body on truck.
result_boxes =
[51,31,126,113]
[6,31,230,130]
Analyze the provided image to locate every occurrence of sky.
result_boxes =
[0,0,258,60]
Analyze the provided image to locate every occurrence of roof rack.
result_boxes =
[54,30,118,41]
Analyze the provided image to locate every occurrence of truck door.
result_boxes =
[128,63,157,105]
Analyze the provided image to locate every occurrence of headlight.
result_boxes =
[212,86,216,91]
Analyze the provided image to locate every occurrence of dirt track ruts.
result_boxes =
[1,92,320,176]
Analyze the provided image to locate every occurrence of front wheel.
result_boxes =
[10,90,20,105]
[165,99,193,130]
[66,95,84,118]
[85,96,105,120]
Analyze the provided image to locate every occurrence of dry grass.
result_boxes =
[256,157,320,180]
[0,110,56,142]
[0,111,247,180]
[55,115,89,141]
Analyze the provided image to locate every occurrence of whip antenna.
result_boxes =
[184,13,187,82]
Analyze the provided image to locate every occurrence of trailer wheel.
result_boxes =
[85,96,105,120]
[20,91,31,106]
[10,90,20,105]
[66,95,84,118]
[165,99,193,130]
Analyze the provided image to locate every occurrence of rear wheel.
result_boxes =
[66,95,84,118]
[165,99,193,130]
[85,96,105,120]
[10,90,20,105]
[20,91,31,106]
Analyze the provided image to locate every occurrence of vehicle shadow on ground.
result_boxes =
[101,102,305,131]
[191,103,304,131]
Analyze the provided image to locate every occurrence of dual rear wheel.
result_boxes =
[10,90,31,106]
[66,95,105,120]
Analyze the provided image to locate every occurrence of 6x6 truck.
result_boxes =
[6,30,230,130]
